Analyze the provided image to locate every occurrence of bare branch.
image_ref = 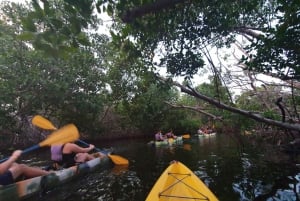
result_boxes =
[159,76,300,132]
[121,0,187,23]
[165,101,223,121]
[235,27,263,39]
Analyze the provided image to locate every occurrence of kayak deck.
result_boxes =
[146,161,219,201]
[0,152,112,201]
[148,136,183,146]
[196,132,217,138]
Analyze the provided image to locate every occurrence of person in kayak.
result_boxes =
[197,126,204,135]
[165,130,177,139]
[51,143,104,169]
[155,130,165,141]
[0,150,50,185]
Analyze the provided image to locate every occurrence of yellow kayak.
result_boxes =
[146,161,219,201]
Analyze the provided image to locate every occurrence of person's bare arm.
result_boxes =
[0,150,21,174]
[64,143,94,154]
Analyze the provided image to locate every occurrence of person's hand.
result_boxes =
[11,150,22,161]
[89,144,95,150]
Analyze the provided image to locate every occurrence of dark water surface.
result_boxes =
[14,134,300,200]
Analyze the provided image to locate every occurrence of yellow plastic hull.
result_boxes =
[146,161,219,201]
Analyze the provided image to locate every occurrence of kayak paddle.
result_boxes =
[77,139,129,165]
[32,115,129,166]
[32,115,57,130]
[0,124,79,163]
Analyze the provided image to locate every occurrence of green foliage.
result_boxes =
[234,87,288,129]
[235,92,263,112]
[244,1,300,80]
[19,0,99,58]
[263,110,281,121]
[285,90,300,119]
[115,83,177,133]
[1,0,299,141]
[176,118,200,135]
[96,0,300,81]
[0,3,110,136]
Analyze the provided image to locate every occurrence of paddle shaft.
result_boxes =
[77,139,109,155]
[0,144,41,163]
[0,124,79,164]
[31,115,128,165]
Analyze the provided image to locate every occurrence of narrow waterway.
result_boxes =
[11,134,300,200]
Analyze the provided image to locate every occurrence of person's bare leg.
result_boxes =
[9,163,49,179]
[19,164,49,178]
[9,163,23,180]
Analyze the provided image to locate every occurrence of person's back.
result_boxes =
[165,132,171,138]
[165,130,176,139]
[61,143,96,168]
[51,145,63,161]
[49,145,65,170]
[155,133,160,141]
[155,131,164,141]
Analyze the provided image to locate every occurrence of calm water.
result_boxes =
[11,134,300,200]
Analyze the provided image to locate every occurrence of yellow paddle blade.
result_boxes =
[33,115,130,166]
[182,134,190,139]
[39,124,79,147]
[108,154,129,165]
[32,115,57,130]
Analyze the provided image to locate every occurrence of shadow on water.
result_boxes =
[15,134,300,200]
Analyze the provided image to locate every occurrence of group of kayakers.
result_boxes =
[155,130,177,141]
[197,125,215,135]
[0,141,100,186]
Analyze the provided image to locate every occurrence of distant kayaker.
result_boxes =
[155,130,165,141]
[51,142,104,168]
[197,127,204,134]
[165,130,177,139]
[0,150,50,185]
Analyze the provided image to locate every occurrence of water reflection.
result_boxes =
[111,165,129,175]
[183,143,192,151]
[12,134,300,201]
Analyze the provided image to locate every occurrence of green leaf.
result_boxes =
[17,32,35,41]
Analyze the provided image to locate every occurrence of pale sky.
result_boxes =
[5,0,28,3]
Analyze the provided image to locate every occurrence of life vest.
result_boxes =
[51,145,64,162]
[155,133,163,141]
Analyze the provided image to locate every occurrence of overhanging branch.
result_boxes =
[121,0,187,23]
[165,101,223,121]
[159,76,300,132]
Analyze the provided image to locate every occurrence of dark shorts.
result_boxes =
[0,171,14,185]
[62,153,76,168]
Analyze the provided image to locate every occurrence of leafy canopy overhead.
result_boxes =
[16,0,299,80]
[95,0,300,81]
[19,0,99,58]
[0,1,111,133]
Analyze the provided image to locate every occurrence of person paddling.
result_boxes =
[0,150,50,185]
[165,130,177,139]
[155,130,165,141]
[51,142,105,169]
